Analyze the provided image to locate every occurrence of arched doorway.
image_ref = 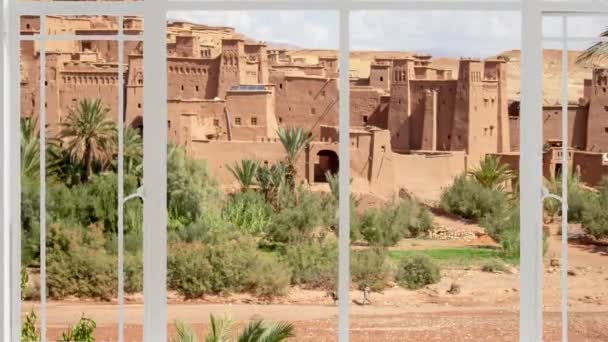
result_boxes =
[314,150,339,182]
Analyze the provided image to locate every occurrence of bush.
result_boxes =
[544,175,594,223]
[223,190,274,236]
[283,240,338,289]
[395,254,441,290]
[582,179,608,239]
[21,310,40,342]
[46,224,117,300]
[351,249,394,291]
[61,315,96,342]
[168,232,291,298]
[481,259,508,273]
[167,145,222,231]
[440,175,509,221]
[357,199,432,247]
[245,253,292,298]
[266,189,336,244]
[125,252,143,293]
[480,204,520,260]
[167,242,213,299]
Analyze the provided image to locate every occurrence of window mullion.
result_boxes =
[520,0,544,341]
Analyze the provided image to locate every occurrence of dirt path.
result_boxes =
[23,219,608,341]
[23,302,608,341]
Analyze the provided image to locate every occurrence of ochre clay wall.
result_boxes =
[188,140,305,186]
[586,68,608,152]
[350,87,388,128]
[507,104,589,152]
[272,73,338,138]
[409,80,457,150]
[168,57,220,100]
[573,151,608,187]
[391,152,467,203]
[541,105,588,150]
[226,88,278,140]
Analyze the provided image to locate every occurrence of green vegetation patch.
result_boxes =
[389,247,504,267]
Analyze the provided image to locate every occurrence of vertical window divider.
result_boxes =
[143,1,168,341]
[7,3,20,341]
[117,15,126,342]
[338,5,351,342]
[560,16,570,342]
[520,0,544,341]
[38,16,47,342]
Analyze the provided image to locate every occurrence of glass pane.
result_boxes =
[20,38,42,342]
[540,17,608,340]
[18,27,144,339]
[350,10,522,340]
[165,10,339,340]
[42,39,120,340]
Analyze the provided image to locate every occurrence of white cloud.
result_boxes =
[168,11,338,49]
[168,11,607,57]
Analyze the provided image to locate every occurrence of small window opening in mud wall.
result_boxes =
[82,41,92,51]
[314,150,339,183]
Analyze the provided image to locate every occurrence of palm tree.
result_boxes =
[577,27,608,65]
[121,127,143,178]
[172,315,294,342]
[227,159,260,191]
[21,117,40,179]
[59,98,117,182]
[256,165,273,201]
[277,127,313,191]
[468,155,513,190]
[256,162,288,205]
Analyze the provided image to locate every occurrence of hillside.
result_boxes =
[288,48,594,104]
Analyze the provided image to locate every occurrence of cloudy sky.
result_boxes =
[168,11,607,57]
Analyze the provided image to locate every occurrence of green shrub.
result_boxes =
[357,199,432,247]
[21,310,40,342]
[203,233,263,294]
[395,254,441,290]
[46,224,117,300]
[245,253,291,298]
[440,175,509,221]
[283,240,338,289]
[167,242,212,299]
[351,249,394,291]
[581,180,608,239]
[481,259,508,273]
[544,175,594,223]
[61,315,96,342]
[480,204,521,260]
[267,190,336,244]
[223,190,274,236]
[168,233,289,298]
[167,145,222,231]
[21,177,40,267]
[124,252,143,293]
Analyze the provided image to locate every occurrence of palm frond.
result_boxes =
[205,314,233,342]
[259,322,295,342]
[577,27,608,65]
[173,320,198,342]
[237,320,265,342]
[227,160,260,191]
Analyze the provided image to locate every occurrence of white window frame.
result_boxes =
[1,0,604,341]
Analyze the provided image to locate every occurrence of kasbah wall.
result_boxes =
[19,16,608,202]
